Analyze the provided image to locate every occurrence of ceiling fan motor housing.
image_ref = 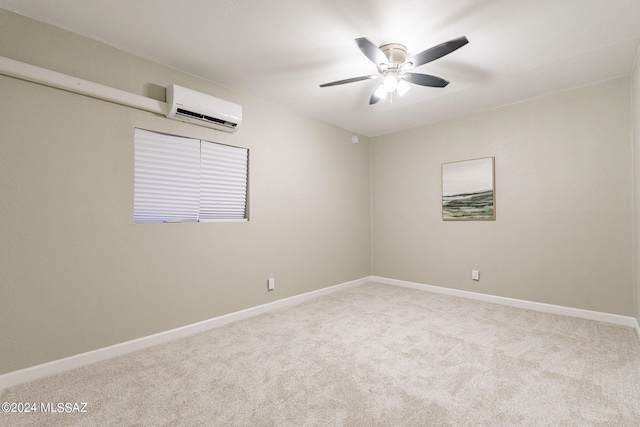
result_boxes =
[379,43,408,67]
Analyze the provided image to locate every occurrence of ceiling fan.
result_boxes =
[320,36,469,104]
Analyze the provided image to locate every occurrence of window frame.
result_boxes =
[134,128,249,223]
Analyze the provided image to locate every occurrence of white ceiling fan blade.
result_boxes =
[356,38,389,67]
[320,75,378,87]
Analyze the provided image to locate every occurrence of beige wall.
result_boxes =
[372,78,634,316]
[0,10,371,375]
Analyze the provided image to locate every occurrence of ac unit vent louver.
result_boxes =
[175,108,238,129]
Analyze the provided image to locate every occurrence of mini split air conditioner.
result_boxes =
[166,84,242,133]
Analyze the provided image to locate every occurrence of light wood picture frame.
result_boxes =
[442,157,495,221]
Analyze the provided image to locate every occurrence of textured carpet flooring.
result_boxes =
[2,282,640,426]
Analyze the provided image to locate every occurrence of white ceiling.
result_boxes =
[2,0,640,137]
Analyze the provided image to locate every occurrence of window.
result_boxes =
[134,128,248,223]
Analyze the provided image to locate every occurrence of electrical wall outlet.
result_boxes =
[267,278,275,291]
[472,270,480,281]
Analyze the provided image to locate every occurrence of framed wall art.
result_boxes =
[442,157,495,221]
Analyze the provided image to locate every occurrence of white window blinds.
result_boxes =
[134,128,248,223]
[199,140,249,221]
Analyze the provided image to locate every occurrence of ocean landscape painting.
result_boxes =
[442,157,495,220]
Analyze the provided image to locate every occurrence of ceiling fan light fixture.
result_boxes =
[382,75,399,92]
[396,79,411,96]
[373,84,388,100]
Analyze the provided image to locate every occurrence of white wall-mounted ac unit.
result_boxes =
[166,84,242,133]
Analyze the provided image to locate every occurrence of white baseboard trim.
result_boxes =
[0,276,370,390]
[372,276,640,330]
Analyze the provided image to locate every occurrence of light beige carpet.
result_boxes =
[2,282,640,426]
